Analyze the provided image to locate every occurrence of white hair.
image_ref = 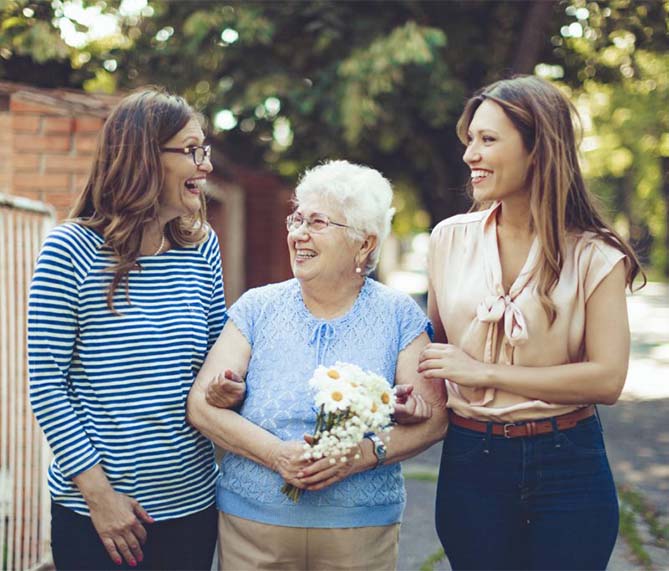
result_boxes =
[294,160,395,276]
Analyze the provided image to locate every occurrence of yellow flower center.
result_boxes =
[371,403,378,413]
[331,391,343,402]
[381,392,390,405]
[327,370,340,380]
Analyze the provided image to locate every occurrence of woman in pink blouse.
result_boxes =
[419,76,644,570]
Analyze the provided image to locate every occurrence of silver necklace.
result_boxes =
[153,233,165,256]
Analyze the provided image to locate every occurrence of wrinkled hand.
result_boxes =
[393,385,432,424]
[205,369,246,409]
[297,436,362,491]
[87,490,154,567]
[269,440,312,489]
[417,343,486,388]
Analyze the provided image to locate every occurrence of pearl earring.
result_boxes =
[355,266,362,274]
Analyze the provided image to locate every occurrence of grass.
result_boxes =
[403,469,438,483]
[419,548,446,571]
[618,484,669,548]
[618,494,653,570]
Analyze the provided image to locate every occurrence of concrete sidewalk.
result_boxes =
[398,283,669,571]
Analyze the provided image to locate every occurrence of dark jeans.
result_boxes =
[51,502,217,571]
[435,414,619,571]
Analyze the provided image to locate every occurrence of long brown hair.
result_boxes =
[456,75,645,323]
[70,88,208,312]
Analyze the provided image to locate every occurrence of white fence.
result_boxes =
[0,194,54,571]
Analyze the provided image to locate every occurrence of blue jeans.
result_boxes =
[435,414,619,570]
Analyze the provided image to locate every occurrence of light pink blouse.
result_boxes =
[428,202,626,422]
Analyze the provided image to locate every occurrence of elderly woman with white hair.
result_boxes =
[187,160,448,570]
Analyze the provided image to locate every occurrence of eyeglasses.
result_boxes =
[161,144,211,166]
[286,212,351,233]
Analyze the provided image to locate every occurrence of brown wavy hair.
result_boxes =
[70,88,208,313]
[456,75,645,323]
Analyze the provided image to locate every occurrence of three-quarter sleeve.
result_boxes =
[204,230,228,350]
[28,230,101,479]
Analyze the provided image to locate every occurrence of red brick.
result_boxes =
[11,115,41,133]
[74,173,90,192]
[44,155,93,174]
[43,117,74,134]
[54,206,70,222]
[14,134,71,152]
[74,135,98,154]
[13,154,42,172]
[0,173,10,194]
[10,98,66,115]
[75,116,104,132]
[15,173,70,191]
[44,191,77,210]
[12,189,44,202]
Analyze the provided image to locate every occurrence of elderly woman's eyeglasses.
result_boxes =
[161,145,211,166]
[286,212,350,233]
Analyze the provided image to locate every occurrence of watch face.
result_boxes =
[373,437,387,463]
[366,434,386,465]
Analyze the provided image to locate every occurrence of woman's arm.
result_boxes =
[28,230,152,566]
[28,233,101,479]
[186,321,310,486]
[72,465,154,566]
[298,332,449,490]
[419,260,629,405]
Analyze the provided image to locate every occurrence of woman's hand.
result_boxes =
[205,369,246,409]
[87,489,154,567]
[268,440,312,489]
[297,437,364,492]
[393,385,433,424]
[418,343,487,388]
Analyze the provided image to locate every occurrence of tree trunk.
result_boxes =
[662,157,669,278]
[420,132,471,226]
[511,1,558,74]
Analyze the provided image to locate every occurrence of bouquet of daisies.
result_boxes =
[281,361,396,502]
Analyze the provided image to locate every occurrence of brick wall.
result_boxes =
[2,84,291,295]
[230,166,293,288]
[0,109,11,194]
[9,96,103,220]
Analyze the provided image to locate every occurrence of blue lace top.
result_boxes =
[216,278,431,528]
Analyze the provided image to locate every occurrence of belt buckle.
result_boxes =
[503,423,515,438]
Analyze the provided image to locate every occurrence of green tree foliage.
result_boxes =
[555,0,669,275]
[107,1,564,230]
[1,0,667,274]
[0,0,95,86]
[0,0,564,229]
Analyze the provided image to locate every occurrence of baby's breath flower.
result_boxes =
[283,361,396,502]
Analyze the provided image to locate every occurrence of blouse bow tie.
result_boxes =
[309,322,336,365]
[476,294,529,346]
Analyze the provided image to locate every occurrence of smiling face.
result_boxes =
[463,99,532,204]
[159,117,212,222]
[287,196,361,286]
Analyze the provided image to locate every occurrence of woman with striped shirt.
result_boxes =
[28,89,226,570]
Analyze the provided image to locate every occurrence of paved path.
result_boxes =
[399,283,669,571]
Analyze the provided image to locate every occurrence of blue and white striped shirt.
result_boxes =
[28,223,227,521]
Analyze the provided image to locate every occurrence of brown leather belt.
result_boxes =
[449,405,596,439]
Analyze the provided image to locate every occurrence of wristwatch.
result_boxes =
[365,433,387,468]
